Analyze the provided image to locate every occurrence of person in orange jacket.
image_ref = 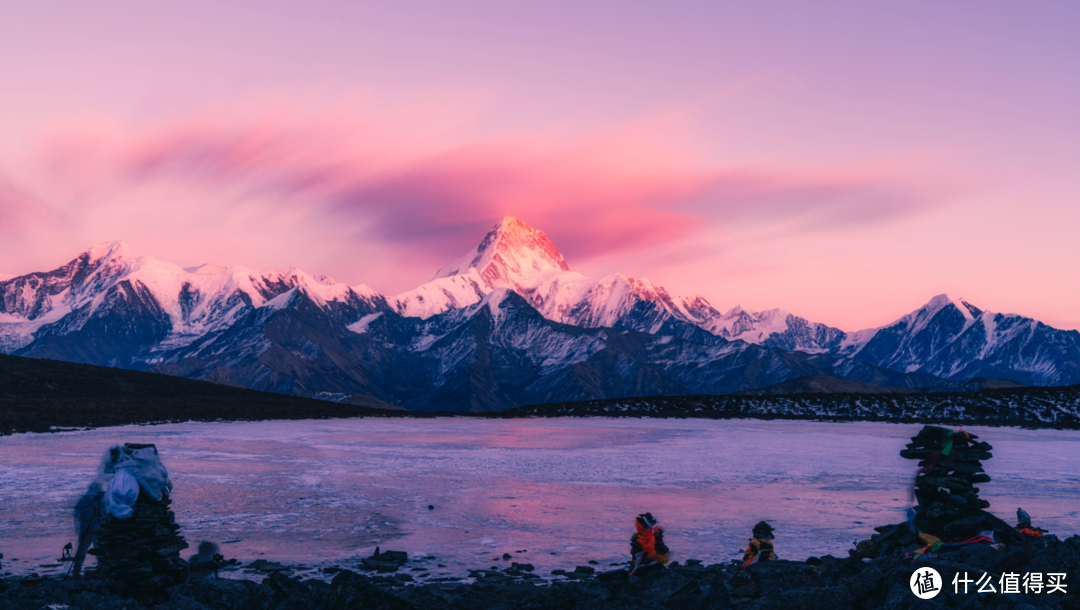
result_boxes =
[629,513,670,574]
[742,521,777,569]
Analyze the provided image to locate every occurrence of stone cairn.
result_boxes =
[901,425,994,538]
[864,425,1025,558]
[88,489,189,603]
[859,423,1028,557]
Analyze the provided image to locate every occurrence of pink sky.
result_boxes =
[1,1,1078,331]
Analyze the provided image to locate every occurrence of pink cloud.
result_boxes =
[0,175,63,267]
[5,106,952,302]
[0,176,43,231]
[31,110,937,274]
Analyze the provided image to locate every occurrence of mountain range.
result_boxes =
[2,217,1077,411]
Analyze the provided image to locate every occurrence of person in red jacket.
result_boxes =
[629,513,669,574]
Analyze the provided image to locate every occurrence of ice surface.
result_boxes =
[1,419,1078,580]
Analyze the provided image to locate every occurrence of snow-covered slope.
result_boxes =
[394,217,575,318]
[392,216,847,350]
[393,271,489,319]
[343,288,943,412]
[434,217,570,286]
[392,218,1079,387]
[0,241,384,364]
[697,306,846,354]
[834,294,1080,385]
[3,222,1077,409]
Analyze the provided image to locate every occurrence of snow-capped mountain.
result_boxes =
[833,294,1080,386]
[0,234,945,411]
[392,218,1078,387]
[337,288,941,412]
[0,241,385,366]
[2,219,1077,411]
[700,305,847,353]
[392,217,567,319]
[393,217,781,339]
[391,217,852,355]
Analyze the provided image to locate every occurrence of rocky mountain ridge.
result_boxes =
[2,217,1077,410]
[387,218,1079,387]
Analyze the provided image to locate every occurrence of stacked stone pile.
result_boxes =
[901,425,994,537]
[866,425,1026,557]
[88,491,189,603]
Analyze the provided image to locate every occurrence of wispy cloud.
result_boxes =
[13,105,944,290]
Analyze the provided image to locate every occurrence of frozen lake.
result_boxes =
[1,418,1078,579]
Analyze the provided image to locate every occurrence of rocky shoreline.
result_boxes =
[3,535,1080,609]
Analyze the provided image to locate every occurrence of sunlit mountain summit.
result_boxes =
[1,218,1077,411]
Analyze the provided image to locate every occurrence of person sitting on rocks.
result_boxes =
[1016,508,1048,537]
[629,512,669,574]
[742,521,777,569]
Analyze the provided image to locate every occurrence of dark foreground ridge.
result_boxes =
[509,383,1080,429]
[3,539,1079,609]
[5,353,1080,435]
[0,354,422,435]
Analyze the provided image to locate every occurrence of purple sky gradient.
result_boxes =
[1,1,1077,330]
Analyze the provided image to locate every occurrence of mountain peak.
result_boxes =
[924,293,952,310]
[85,240,130,264]
[433,218,570,293]
[921,293,981,320]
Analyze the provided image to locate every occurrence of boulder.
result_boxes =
[327,570,416,610]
